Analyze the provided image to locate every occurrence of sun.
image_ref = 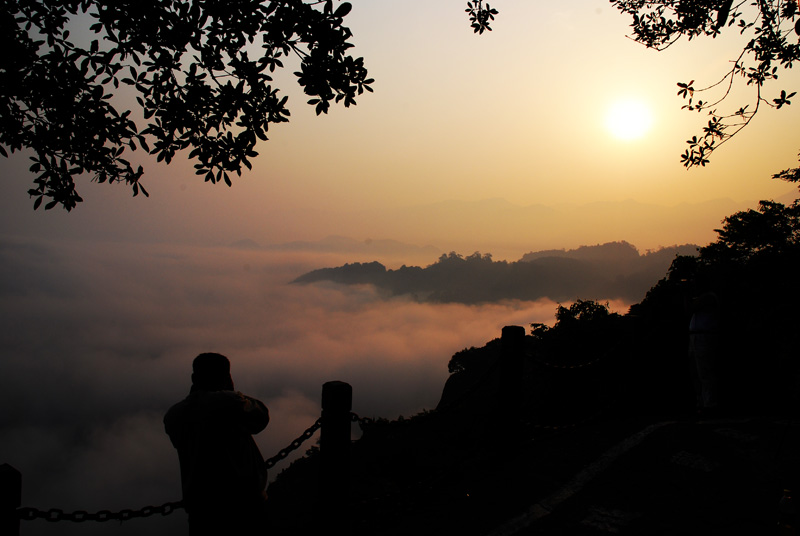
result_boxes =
[605,99,653,141]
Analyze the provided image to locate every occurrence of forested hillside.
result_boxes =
[268,197,800,535]
[293,242,699,304]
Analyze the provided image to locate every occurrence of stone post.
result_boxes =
[320,381,352,534]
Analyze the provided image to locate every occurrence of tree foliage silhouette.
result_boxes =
[701,198,800,262]
[2,0,373,210]
[16,1,797,210]
[530,300,623,366]
[611,0,800,168]
[2,1,501,211]
[465,0,498,34]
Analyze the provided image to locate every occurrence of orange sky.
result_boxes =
[2,1,799,258]
[244,0,800,249]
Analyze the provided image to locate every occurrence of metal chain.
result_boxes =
[17,501,184,522]
[13,398,614,524]
[16,416,325,523]
[264,416,322,469]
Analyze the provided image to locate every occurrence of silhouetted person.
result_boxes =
[687,285,722,416]
[164,353,270,535]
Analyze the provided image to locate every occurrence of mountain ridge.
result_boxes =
[293,241,699,304]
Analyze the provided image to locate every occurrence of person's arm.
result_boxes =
[206,390,270,433]
[237,392,270,434]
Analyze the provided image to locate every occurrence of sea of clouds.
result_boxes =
[0,237,630,535]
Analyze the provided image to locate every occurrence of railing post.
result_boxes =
[499,325,526,429]
[1,464,21,536]
[320,381,352,534]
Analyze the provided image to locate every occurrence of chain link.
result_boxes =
[17,501,184,523]
[264,416,322,469]
[16,417,325,523]
[14,389,610,525]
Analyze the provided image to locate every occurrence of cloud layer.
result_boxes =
[0,238,615,535]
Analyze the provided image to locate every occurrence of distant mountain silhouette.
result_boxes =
[229,235,440,259]
[520,241,642,263]
[229,238,262,250]
[292,242,699,304]
[332,197,759,254]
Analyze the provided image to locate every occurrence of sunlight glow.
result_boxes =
[605,99,653,141]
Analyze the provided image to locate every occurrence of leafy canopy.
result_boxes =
[2,1,500,212]
[465,1,498,35]
[701,150,800,263]
[701,197,800,263]
[610,0,800,168]
[2,0,372,210]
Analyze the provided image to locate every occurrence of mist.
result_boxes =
[0,237,624,536]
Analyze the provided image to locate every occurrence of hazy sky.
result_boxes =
[1,0,798,254]
[2,2,799,534]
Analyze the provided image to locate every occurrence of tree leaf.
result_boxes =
[334,2,352,18]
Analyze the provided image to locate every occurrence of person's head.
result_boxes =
[191,353,234,391]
